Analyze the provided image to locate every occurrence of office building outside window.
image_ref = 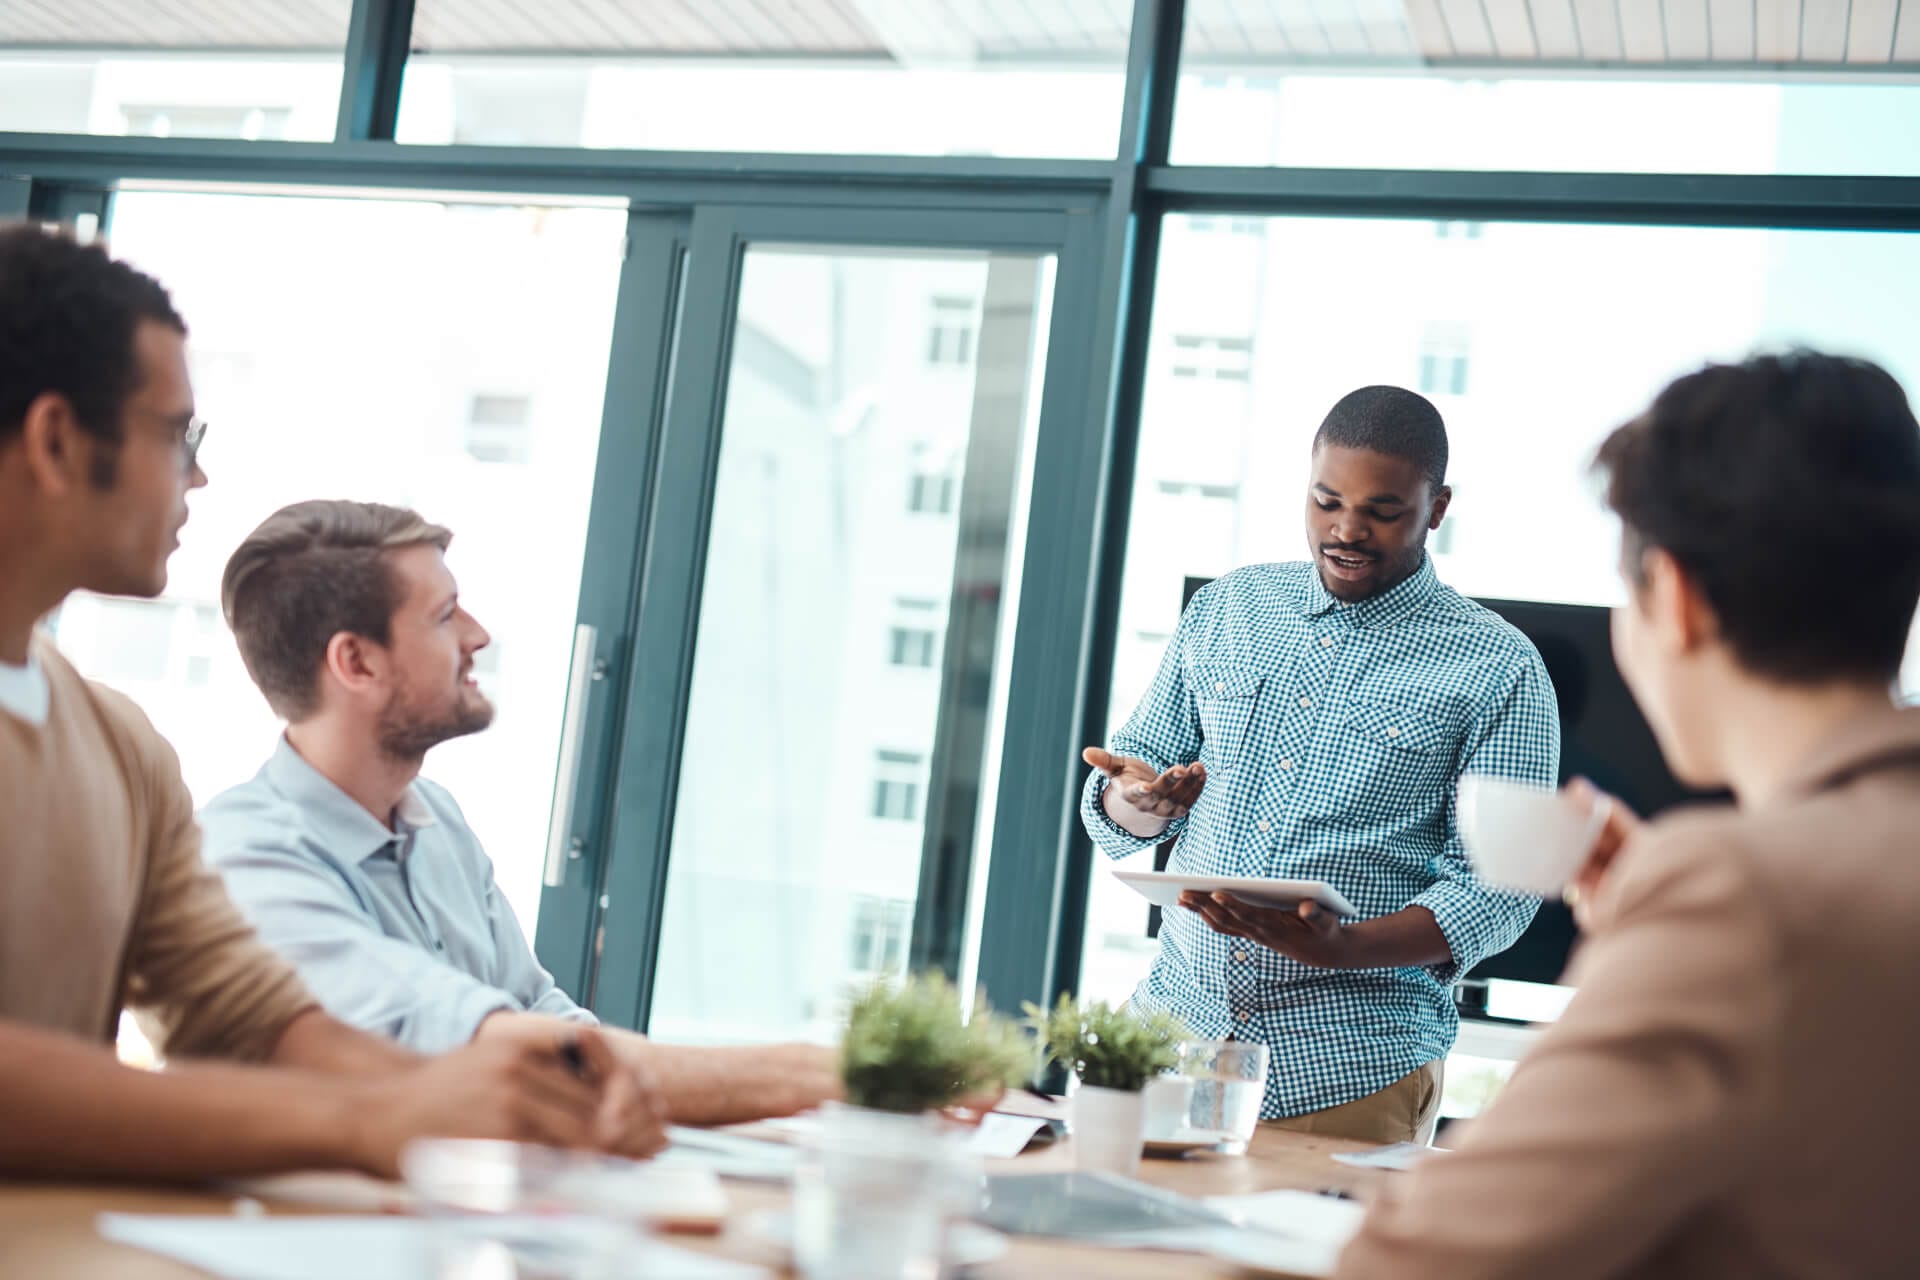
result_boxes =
[848,896,912,978]
[926,296,977,366]
[872,750,926,822]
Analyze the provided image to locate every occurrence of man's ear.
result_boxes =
[321,631,387,699]
[17,393,94,496]
[1641,547,1719,657]
[1428,484,1453,531]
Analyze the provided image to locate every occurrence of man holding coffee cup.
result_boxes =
[1334,354,1920,1277]
[1082,386,1558,1144]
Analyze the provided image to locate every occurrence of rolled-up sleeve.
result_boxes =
[1413,648,1558,983]
[1080,596,1206,861]
[211,835,517,1054]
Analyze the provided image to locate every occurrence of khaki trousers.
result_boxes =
[1259,1060,1445,1146]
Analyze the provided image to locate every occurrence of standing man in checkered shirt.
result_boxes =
[1082,385,1558,1144]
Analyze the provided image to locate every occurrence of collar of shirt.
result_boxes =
[1298,553,1440,628]
[263,735,440,863]
[0,649,49,727]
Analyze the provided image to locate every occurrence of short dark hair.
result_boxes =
[1596,351,1920,685]
[0,222,186,452]
[1312,385,1449,492]
[223,501,454,721]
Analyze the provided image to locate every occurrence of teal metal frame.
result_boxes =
[529,211,690,1003]
[7,0,1920,1024]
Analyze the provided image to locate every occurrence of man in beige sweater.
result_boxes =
[0,222,665,1181]
[1335,351,1920,1278]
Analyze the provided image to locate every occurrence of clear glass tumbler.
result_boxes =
[1175,1040,1271,1155]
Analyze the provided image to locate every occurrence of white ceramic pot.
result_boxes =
[1070,1083,1148,1178]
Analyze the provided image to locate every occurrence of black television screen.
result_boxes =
[1464,596,1725,987]
[1142,579,1724,989]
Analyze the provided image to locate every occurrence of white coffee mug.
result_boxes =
[1142,1075,1193,1141]
[1456,774,1607,897]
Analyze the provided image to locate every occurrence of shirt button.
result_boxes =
[1233,949,1249,962]
[1320,636,1335,648]
[1236,1010,1251,1023]
[1386,726,1401,738]
[1297,696,1313,709]
[1257,820,1271,832]
[1279,758,1294,771]
[1214,681,1226,693]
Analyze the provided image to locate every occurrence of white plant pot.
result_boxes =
[1071,1083,1148,1178]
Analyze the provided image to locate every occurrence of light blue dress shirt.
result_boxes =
[199,737,594,1053]
[1083,557,1558,1118]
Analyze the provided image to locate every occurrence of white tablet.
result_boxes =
[1112,870,1359,919]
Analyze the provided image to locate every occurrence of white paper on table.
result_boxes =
[658,1125,801,1182]
[1201,1190,1370,1277]
[1209,1189,1366,1244]
[1329,1142,1448,1171]
[708,1111,1045,1160]
[968,1112,1049,1159]
[1072,1226,1235,1253]
[96,1213,771,1280]
[994,1091,1068,1122]
[218,1171,415,1213]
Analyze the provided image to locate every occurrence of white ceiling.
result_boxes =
[1,0,1913,66]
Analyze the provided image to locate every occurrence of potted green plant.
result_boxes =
[1026,994,1188,1177]
[838,972,1033,1117]
[798,974,1033,1278]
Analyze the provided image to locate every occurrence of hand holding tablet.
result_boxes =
[1112,870,1359,918]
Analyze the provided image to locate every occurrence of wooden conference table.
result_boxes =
[0,1125,1390,1279]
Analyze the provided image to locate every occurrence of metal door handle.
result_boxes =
[544,623,604,887]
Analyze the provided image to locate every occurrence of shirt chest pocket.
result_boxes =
[1300,702,1457,818]
[1192,665,1265,774]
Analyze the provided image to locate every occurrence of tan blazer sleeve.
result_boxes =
[1334,824,1785,1280]
[114,702,318,1061]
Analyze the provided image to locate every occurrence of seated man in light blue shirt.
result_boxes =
[200,500,839,1125]
[1082,386,1558,1144]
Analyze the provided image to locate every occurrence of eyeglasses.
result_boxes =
[126,408,208,474]
[183,416,208,473]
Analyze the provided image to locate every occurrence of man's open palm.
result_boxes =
[1083,747,1207,818]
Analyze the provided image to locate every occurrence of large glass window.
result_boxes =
[0,2,346,139]
[55,191,626,936]
[1173,0,1920,174]
[646,243,1054,1045]
[395,1,1126,156]
[1078,212,1920,1006]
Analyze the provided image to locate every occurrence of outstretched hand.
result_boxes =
[1083,747,1207,819]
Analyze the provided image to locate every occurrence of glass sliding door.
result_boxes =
[639,242,1054,1044]
[560,217,1067,1043]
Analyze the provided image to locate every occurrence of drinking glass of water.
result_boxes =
[1175,1040,1269,1154]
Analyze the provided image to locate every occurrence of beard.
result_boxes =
[376,682,495,762]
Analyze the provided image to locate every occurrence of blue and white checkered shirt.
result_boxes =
[1083,556,1557,1119]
